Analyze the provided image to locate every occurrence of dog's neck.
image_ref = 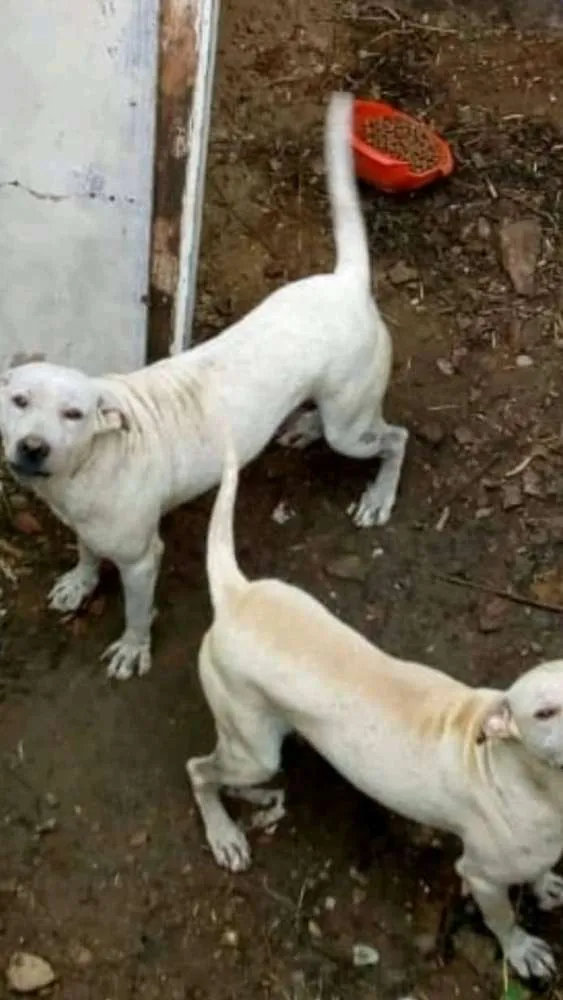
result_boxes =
[485,734,563,811]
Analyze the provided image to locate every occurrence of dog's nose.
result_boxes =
[17,435,51,463]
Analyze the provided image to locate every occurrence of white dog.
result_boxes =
[187,419,563,982]
[0,93,407,681]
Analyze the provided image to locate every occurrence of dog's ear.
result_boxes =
[96,389,130,433]
[0,369,13,389]
[478,697,520,743]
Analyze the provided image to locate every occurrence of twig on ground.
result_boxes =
[435,573,563,617]
[261,876,294,910]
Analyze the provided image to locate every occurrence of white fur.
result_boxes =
[0,93,407,680]
[187,413,563,982]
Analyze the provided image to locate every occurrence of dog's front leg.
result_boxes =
[48,539,101,613]
[459,862,556,980]
[102,533,164,681]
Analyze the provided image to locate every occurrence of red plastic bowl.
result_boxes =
[352,99,454,194]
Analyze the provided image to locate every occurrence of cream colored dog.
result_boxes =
[0,93,407,681]
[188,418,563,981]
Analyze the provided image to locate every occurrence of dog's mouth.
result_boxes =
[8,462,51,480]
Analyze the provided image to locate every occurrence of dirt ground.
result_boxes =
[1,1,563,998]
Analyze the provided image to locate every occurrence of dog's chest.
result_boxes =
[479,793,563,882]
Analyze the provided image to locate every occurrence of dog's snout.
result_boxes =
[17,435,51,462]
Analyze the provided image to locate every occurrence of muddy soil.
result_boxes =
[1,1,563,998]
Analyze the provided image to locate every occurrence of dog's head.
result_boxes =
[0,361,128,480]
[480,659,563,768]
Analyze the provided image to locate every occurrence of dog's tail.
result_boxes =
[325,92,370,288]
[206,389,246,613]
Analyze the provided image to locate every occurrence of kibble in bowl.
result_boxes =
[352,100,454,193]
[363,117,440,174]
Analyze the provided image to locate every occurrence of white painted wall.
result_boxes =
[0,0,159,375]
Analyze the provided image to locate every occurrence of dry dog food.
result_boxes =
[363,117,439,174]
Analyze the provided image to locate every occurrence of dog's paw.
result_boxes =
[48,567,98,613]
[352,483,395,528]
[208,817,251,872]
[250,790,286,830]
[102,636,151,680]
[506,928,556,980]
[277,410,322,450]
[533,871,563,911]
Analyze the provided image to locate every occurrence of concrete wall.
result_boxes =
[0,0,159,375]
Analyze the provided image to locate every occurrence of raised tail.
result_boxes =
[206,390,246,613]
[325,92,371,288]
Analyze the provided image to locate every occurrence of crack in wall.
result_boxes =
[0,179,137,205]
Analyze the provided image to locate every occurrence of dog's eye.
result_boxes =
[12,394,28,409]
[534,706,560,721]
[62,408,84,421]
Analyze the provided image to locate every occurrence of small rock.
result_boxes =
[352,943,380,967]
[324,896,336,911]
[12,511,42,536]
[349,866,369,886]
[325,555,367,583]
[475,506,493,520]
[6,952,56,993]
[35,817,57,836]
[129,830,149,848]
[44,792,59,808]
[501,482,523,510]
[308,919,322,939]
[271,500,295,525]
[68,944,93,967]
[478,597,508,633]
[388,260,418,286]
[221,929,239,947]
[453,426,475,447]
[352,887,367,906]
[522,467,543,498]
[515,353,533,368]
[477,216,491,240]
[416,421,445,447]
[413,931,437,957]
[436,358,454,377]
[499,218,542,296]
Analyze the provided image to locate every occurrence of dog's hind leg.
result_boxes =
[187,741,282,871]
[532,870,563,911]
[350,422,409,528]
[320,386,408,526]
[103,532,164,681]
[187,635,286,871]
[48,538,101,612]
[224,786,286,829]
